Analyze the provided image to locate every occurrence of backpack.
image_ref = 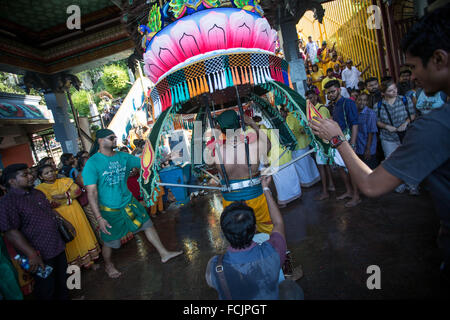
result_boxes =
[376,96,411,143]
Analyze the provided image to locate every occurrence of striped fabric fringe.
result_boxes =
[151,64,288,112]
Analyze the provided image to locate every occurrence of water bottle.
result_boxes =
[14,254,53,279]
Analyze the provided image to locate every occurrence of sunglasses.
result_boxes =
[106,136,117,141]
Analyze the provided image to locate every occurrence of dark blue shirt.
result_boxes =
[332,97,359,133]
[206,232,286,300]
[356,107,378,155]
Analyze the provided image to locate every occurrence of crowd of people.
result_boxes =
[101,99,122,127]
[205,5,449,300]
[297,29,448,205]
[0,132,182,300]
[101,106,117,127]
[308,3,449,292]
[0,5,449,301]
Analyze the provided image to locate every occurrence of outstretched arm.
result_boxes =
[361,65,370,76]
[261,176,285,238]
[309,118,402,197]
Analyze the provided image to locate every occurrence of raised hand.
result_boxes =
[261,175,272,189]
[308,117,344,141]
[243,115,255,127]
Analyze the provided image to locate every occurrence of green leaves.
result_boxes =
[101,65,131,97]
[70,89,92,117]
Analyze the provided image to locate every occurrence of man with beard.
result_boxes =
[83,129,182,278]
[324,80,361,207]
[365,77,383,109]
[397,68,413,97]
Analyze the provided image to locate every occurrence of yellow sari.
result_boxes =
[36,178,100,268]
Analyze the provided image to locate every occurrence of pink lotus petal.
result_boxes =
[229,10,255,48]
[170,19,205,60]
[150,34,184,71]
[268,29,278,52]
[252,17,273,51]
[143,50,166,82]
[199,11,229,52]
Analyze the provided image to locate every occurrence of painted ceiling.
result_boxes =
[0,0,114,31]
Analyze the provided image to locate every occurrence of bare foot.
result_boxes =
[344,198,362,207]
[314,192,329,201]
[105,263,122,278]
[161,250,183,263]
[337,192,352,200]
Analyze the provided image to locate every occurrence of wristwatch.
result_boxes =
[330,135,345,148]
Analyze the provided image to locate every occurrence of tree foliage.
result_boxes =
[70,89,92,117]
[101,64,131,97]
[0,73,24,94]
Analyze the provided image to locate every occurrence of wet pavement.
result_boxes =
[71,176,450,300]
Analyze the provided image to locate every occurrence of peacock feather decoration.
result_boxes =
[147,3,162,34]
[232,0,264,16]
[169,0,221,19]
[138,4,163,51]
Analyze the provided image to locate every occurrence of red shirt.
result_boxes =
[127,175,142,201]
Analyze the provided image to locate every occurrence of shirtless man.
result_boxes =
[205,109,273,233]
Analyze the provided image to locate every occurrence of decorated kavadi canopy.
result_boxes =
[137,1,332,206]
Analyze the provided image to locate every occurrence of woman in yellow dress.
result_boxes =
[311,64,325,101]
[36,164,100,269]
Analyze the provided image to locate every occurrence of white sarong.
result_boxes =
[315,148,345,167]
[292,147,320,187]
[273,164,302,206]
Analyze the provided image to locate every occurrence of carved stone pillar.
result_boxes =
[267,1,325,97]
[278,17,307,96]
